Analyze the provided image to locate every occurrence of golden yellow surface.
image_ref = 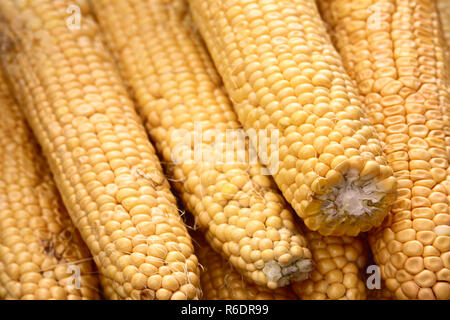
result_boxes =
[0,0,201,300]
[438,0,450,49]
[0,69,99,300]
[90,0,314,289]
[436,0,450,208]
[317,0,450,300]
[195,234,298,299]
[292,227,367,300]
[188,0,397,237]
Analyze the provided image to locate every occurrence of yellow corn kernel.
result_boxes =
[0,69,99,300]
[90,0,313,289]
[0,0,201,300]
[188,0,397,237]
[194,233,298,300]
[292,226,367,300]
[317,0,450,300]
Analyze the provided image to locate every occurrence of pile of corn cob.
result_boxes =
[0,0,447,300]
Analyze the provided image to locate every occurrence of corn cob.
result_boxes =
[90,0,313,289]
[291,228,367,300]
[437,0,450,50]
[0,0,201,300]
[317,0,450,300]
[187,0,397,237]
[437,0,450,206]
[194,233,297,299]
[0,68,99,300]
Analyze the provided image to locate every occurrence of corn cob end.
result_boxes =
[300,167,397,237]
[263,258,314,289]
